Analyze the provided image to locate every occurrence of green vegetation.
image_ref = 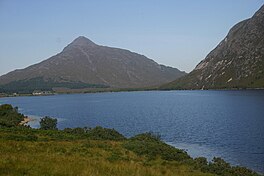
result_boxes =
[0,76,159,96]
[0,104,25,128]
[123,132,190,161]
[40,116,58,130]
[193,157,260,176]
[85,126,126,141]
[0,128,213,176]
[63,126,126,141]
[0,104,261,176]
[0,77,109,94]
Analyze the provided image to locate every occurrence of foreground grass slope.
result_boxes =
[0,128,213,176]
[0,104,261,176]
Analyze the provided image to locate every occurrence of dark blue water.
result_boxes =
[1,90,263,173]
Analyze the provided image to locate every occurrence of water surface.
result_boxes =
[1,90,263,173]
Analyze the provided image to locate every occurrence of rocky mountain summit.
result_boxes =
[0,36,185,93]
[162,5,264,89]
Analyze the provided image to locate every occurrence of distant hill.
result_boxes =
[161,5,264,90]
[0,36,185,93]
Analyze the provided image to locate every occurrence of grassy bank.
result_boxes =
[0,128,214,176]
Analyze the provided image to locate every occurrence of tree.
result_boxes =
[39,116,57,130]
[0,104,25,128]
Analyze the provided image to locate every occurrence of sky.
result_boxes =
[0,0,263,76]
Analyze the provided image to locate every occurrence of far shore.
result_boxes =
[1,87,264,99]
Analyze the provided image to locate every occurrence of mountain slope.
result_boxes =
[0,37,186,93]
[161,5,264,90]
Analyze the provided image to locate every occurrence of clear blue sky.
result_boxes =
[0,0,263,75]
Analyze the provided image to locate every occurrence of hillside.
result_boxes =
[0,128,213,176]
[161,5,264,90]
[0,37,185,93]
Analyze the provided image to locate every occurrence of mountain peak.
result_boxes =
[253,4,264,18]
[70,36,97,47]
[0,35,186,91]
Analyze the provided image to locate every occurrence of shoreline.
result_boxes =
[1,87,264,98]
[19,117,34,126]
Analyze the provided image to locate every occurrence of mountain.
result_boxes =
[161,5,264,90]
[0,36,186,93]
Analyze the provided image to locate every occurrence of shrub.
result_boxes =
[63,127,90,135]
[196,157,259,176]
[124,132,190,161]
[87,126,126,141]
[0,104,25,128]
[130,131,161,142]
[39,116,57,130]
[0,104,13,111]
[194,157,208,171]
[5,134,38,141]
[230,166,259,176]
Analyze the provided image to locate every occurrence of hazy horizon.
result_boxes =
[0,0,263,76]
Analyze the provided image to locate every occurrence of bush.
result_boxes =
[62,126,126,141]
[0,104,13,111]
[194,157,208,171]
[87,126,126,141]
[195,157,259,176]
[5,134,38,141]
[130,132,161,142]
[230,166,259,176]
[124,132,190,161]
[0,104,25,128]
[39,116,57,130]
[63,127,90,135]
[208,157,231,175]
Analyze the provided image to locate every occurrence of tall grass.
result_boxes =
[0,138,213,176]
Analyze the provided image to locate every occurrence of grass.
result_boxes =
[0,128,214,176]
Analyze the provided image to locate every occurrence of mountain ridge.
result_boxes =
[0,37,186,93]
[161,4,264,90]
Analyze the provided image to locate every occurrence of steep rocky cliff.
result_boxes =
[162,5,264,89]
